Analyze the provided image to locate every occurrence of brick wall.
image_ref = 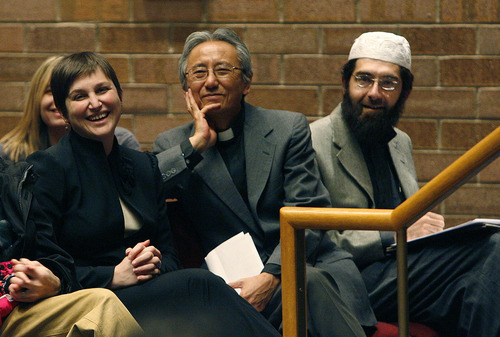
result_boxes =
[0,0,498,223]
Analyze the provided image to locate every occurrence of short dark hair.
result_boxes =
[51,52,122,118]
[341,59,414,101]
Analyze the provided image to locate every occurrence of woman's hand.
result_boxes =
[126,240,162,277]
[8,258,61,302]
[111,240,162,289]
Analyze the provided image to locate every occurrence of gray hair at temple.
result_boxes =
[178,28,253,91]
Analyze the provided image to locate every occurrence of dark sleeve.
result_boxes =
[27,183,81,293]
[265,113,332,272]
[282,113,331,208]
[147,152,180,273]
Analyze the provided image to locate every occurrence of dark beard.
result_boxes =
[341,91,405,145]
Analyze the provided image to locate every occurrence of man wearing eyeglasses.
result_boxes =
[153,28,378,336]
[311,31,500,336]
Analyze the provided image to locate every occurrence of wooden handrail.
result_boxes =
[281,126,500,337]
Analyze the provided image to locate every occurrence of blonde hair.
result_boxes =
[0,56,63,162]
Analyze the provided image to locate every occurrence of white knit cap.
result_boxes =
[348,32,411,70]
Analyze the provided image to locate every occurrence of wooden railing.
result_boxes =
[280,126,500,337]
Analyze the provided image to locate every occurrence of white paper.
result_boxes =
[205,232,264,289]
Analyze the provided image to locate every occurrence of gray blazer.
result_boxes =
[153,102,350,271]
[310,103,419,267]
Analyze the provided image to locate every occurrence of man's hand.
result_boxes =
[8,258,61,302]
[228,272,280,312]
[185,89,220,153]
[406,211,445,241]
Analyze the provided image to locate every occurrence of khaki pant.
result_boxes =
[0,288,143,337]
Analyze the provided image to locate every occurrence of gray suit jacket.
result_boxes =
[153,102,350,272]
[310,103,419,267]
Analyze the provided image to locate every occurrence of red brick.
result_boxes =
[413,151,463,182]
[208,0,279,22]
[323,26,397,54]
[412,57,439,86]
[0,83,25,111]
[359,0,436,23]
[480,158,500,183]
[400,27,475,55]
[105,56,131,84]
[397,119,438,149]
[171,26,234,53]
[0,56,49,82]
[251,55,280,84]
[405,88,475,118]
[0,25,23,52]
[246,26,319,54]
[26,25,96,53]
[478,89,500,118]
[246,86,319,116]
[0,0,57,21]
[121,85,168,114]
[444,215,481,228]
[169,84,190,113]
[441,58,500,86]
[61,0,129,22]
[100,25,169,53]
[444,185,500,216]
[322,87,344,115]
[441,0,499,23]
[0,114,22,138]
[441,121,500,150]
[284,56,345,84]
[134,0,203,22]
[117,115,135,134]
[135,114,192,143]
[478,27,500,55]
[284,0,355,22]
[134,56,180,84]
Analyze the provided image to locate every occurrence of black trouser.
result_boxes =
[362,231,500,337]
[262,266,367,337]
[115,268,280,337]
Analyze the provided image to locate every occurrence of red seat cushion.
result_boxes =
[373,322,440,337]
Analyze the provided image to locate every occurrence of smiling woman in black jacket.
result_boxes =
[27,52,280,337]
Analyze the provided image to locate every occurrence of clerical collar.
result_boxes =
[218,128,235,142]
[217,105,245,143]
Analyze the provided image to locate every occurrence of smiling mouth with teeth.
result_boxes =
[88,112,109,121]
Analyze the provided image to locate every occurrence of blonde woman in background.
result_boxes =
[0,56,140,162]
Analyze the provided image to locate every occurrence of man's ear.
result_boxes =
[242,77,252,96]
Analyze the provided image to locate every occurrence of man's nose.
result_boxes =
[367,81,383,100]
[204,69,219,87]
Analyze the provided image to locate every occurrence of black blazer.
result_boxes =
[27,132,179,288]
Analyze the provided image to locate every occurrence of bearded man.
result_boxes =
[310,32,500,337]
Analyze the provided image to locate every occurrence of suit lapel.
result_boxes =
[331,110,375,204]
[388,135,414,199]
[195,147,254,222]
[244,109,275,207]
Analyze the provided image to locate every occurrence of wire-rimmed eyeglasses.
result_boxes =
[185,63,243,81]
[353,74,400,91]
